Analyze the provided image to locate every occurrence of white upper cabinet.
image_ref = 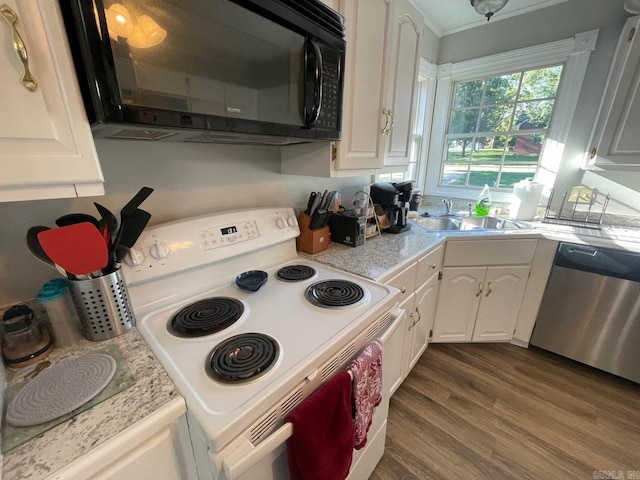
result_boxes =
[381,0,422,168]
[335,0,390,172]
[280,0,423,177]
[0,0,103,202]
[585,15,640,170]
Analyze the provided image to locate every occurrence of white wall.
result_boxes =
[429,0,640,215]
[0,140,372,306]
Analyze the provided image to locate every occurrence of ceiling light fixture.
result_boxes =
[104,3,166,48]
[470,0,508,22]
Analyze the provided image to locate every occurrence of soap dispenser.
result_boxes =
[475,184,492,216]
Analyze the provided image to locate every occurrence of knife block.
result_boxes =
[296,212,330,254]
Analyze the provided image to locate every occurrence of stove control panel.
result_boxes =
[197,220,259,250]
[122,207,299,286]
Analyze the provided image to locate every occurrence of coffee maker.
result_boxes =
[370,181,414,233]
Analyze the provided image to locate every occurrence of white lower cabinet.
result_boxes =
[383,244,443,394]
[431,239,536,343]
[432,265,530,342]
[432,266,484,342]
[403,269,439,373]
[472,265,530,342]
[48,398,197,480]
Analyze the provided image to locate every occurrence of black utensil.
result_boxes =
[111,187,154,265]
[113,208,152,264]
[55,213,100,229]
[94,202,118,242]
[120,187,154,218]
[26,226,53,265]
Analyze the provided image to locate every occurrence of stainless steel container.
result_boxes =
[69,269,136,341]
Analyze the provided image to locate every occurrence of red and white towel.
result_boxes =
[285,371,355,480]
[348,340,383,450]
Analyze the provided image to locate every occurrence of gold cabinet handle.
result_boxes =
[475,281,484,297]
[381,108,390,135]
[431,264,437,269]
[485,281,492,297]
[1,5,37,91]
[400,286,406,294]
[386,110,395,135]
[414,306,421,324]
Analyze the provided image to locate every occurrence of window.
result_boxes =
[424,30,598,203]
[442,65,562,190]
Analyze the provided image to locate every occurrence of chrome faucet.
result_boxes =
[442,198,453,215]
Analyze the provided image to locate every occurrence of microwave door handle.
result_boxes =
[304,39,323,126]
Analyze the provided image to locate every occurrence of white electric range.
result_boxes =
[122,207,404,480]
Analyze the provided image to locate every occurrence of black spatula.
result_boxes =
[114,208,152,264]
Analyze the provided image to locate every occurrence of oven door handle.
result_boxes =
[222,422,293,480]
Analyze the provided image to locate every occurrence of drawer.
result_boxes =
[416,245,444,286]
[444,239,538,266]
[385,262,417,296]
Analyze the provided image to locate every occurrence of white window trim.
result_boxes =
[424,29,599,204]
[415,58,437,190]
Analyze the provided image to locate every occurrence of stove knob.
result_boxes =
[150,240,170,259]
[287,214,297,228]
[123,248,145,267]
[276,216,287,229]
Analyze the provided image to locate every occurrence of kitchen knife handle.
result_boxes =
[309,192,321,216]
[306,192,316,214]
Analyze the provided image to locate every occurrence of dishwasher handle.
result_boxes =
[555,242,640,282]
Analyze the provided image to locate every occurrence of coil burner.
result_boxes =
[170,297,244,337]
[305,280,367,309]
[276,265,317,282]
[207,333,279,383]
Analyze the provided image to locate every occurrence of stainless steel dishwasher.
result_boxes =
[530,242,640,384]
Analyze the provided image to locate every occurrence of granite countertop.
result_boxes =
[300,217,640,281]
[2,328,180,480]
[300,225,444,280]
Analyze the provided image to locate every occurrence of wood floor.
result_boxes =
[370,343,640,480]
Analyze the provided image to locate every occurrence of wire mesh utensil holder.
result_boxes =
[69,268,136,341]
[542,187,610,229]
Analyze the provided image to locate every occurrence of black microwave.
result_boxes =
[59,0,345,144]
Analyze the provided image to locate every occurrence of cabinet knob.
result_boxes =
[401,286,406,294]
[431,264,436,269]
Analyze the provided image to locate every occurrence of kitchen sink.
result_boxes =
[412,216,462,231]
[459,215,526,230]
[412,215,526,232]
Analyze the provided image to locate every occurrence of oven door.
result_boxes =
[219,306,406,480]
